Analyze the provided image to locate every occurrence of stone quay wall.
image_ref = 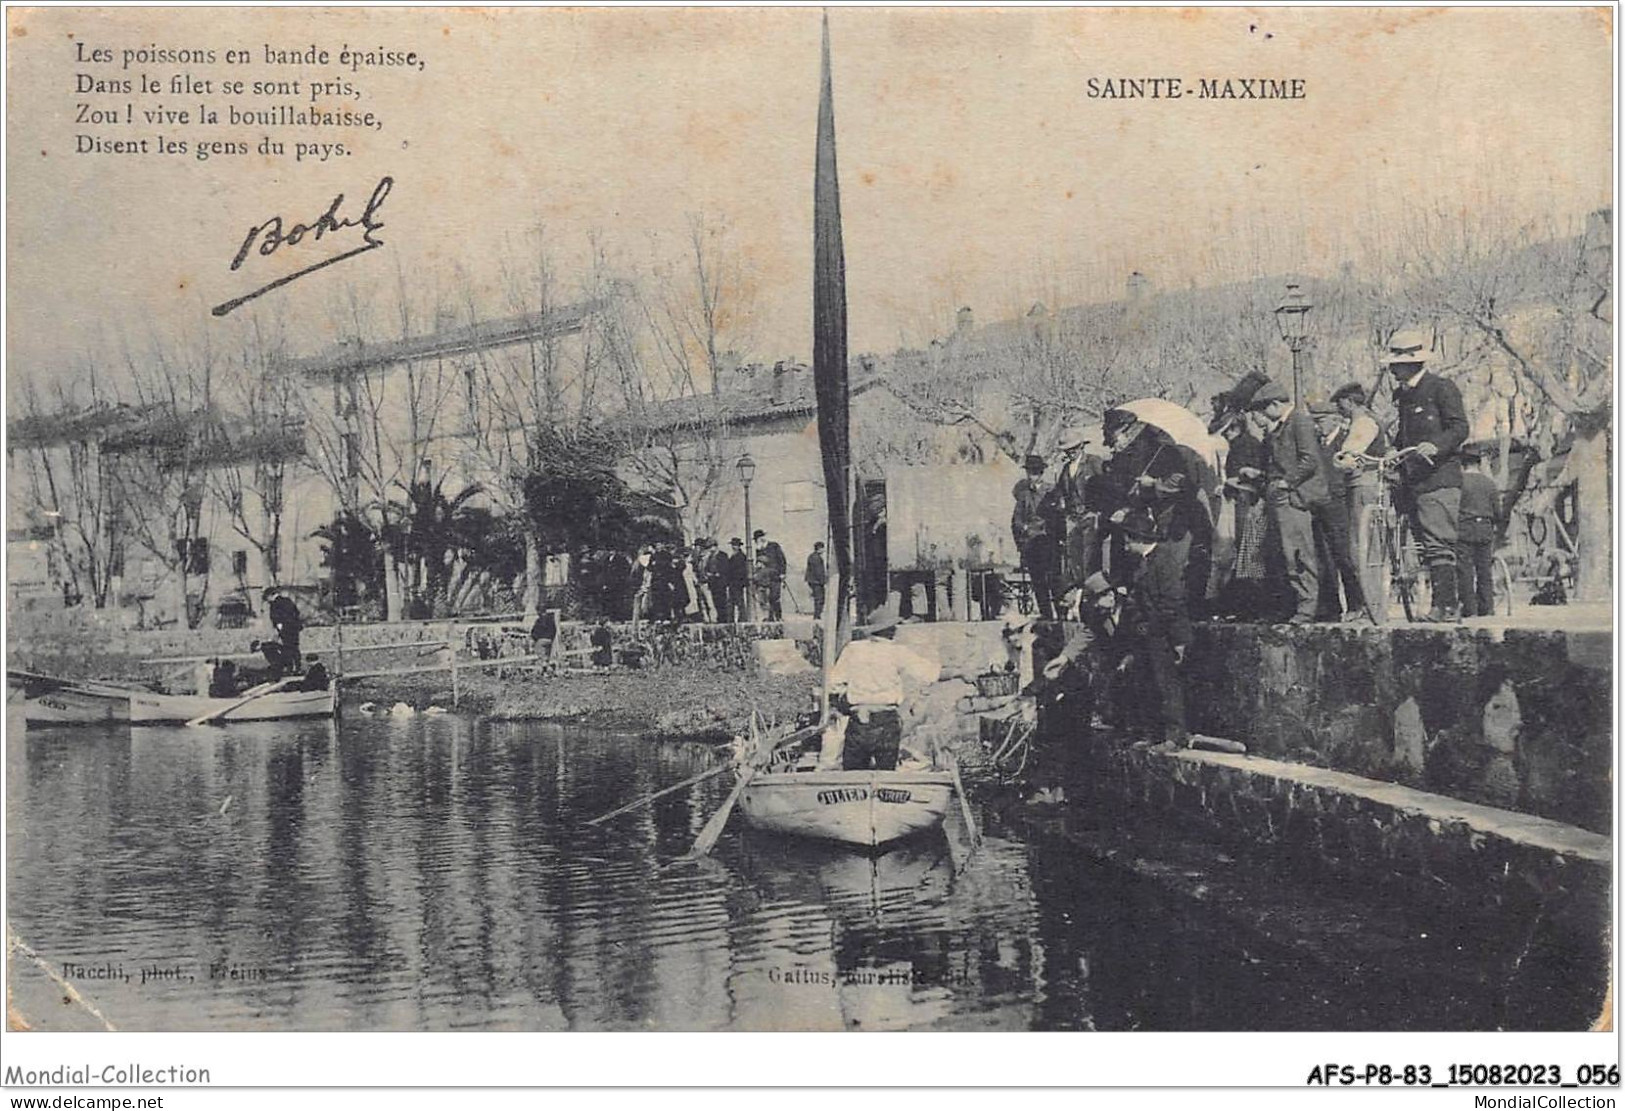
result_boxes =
[1180,624,1612,835]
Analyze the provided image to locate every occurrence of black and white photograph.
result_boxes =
[2,2,1616,1095]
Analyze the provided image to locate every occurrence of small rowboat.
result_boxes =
[22,684,132,727]
[127,686,336,725]
[740,762,955,849]
[11,671,135,727]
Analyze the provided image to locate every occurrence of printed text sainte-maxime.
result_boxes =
[1087,77,1306,100]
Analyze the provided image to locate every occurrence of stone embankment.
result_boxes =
[1185,622,1612,835]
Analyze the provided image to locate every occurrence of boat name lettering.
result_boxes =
[874,788,912,804]
[816,788,869,805]
[39,697,67,710]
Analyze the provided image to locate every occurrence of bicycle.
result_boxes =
[1004,568,1036,617]
[1334,447,1427,623]
[1503,495,1580,609]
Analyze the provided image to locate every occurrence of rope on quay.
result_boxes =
[7,930,119,1032]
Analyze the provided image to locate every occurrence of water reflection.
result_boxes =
[9,715,1038,1030]
[6,712,1598,1031]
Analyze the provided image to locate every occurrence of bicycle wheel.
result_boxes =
[1010,573,1035,616]
[1391,516,1429,621]
[1367,505,1394,623]
[1493,555,1514,617]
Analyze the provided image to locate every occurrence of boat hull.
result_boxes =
[23,687,131,726]
[740,769,954,849]
[127,687,337,725]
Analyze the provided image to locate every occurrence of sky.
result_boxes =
[5,6,1613,395]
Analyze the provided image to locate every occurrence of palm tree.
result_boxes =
[388,474,485,618]
[311,511,383,617]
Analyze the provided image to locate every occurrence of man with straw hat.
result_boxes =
[826,615,939,771]
[1383,327,1469,622]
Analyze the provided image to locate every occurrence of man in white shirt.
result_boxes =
[826,620,940,770]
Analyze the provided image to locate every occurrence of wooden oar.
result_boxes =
[583,762,736,826]
[948,753,981,848]
[185,677,297,727]
[682,765,755,861]
[667,719,822,862]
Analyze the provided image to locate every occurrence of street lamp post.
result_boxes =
[1274,282,1314,406]
[736,453,756,623]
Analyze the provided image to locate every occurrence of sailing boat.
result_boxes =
[668,17,977,860]
[732,16,974,853]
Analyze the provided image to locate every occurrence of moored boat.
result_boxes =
[740,765,954,849]
[127,686,336,725]
[21,684,132,727]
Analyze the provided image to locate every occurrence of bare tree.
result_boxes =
[107,325,220,628]
[452,227,610,610]
[207,309,302,596]
[611,213,758,541]
[298,273,460,619]
[10,367,124,609]
[1386,202,1611,599]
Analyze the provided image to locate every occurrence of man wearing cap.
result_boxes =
[1037,571,1130,744]
[1099,411,1196,589]
[699,538,729,623]
[265,588,303,672]
[1245,378,1333,625]
[1308,397,1371,622]
[1011,453,1058,619]
[1047,427,1105,589]
[805,541,828,620]
[1456,446,1501,618]
[1117,508,1192,748]
[724,538,750,622]
[1215,411,1279,621]
[753,529,787,621]
[1383,328,1469,622]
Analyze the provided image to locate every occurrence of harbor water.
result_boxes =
[5,712,1599,1031]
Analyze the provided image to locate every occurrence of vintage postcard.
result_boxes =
[3,2,1615,1094]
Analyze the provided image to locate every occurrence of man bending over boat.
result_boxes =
[826,618,940,771]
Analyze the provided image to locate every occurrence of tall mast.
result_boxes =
[813,12,854,653]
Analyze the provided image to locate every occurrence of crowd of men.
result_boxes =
[1012,327,1498,751]
[571,528,831,627]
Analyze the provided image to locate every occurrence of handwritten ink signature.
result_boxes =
[211,176,393,317]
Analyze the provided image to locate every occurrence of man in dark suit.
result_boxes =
[1245,378,1333,625]
[1099,411,1197,587]
[1384,328,1470,622]
[805,541,828,620]
[1046,427,1105,591]
[1011,454,1058,618]
[754,529,787,620]
[701,539,730,623]
[724,537,750,622]
[264,588,303,675]
[1119,509,1193,749]
[1308,398,1372,623]
[1455,445,1501,618]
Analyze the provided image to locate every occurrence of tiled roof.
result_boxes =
[615,368,888,434]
